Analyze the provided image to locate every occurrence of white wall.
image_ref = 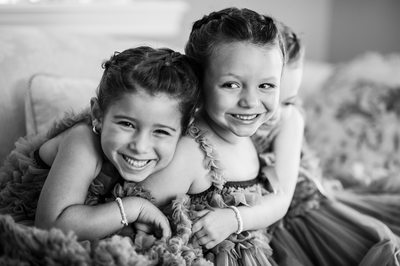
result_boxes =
[172,0,332,62]
[1,0,399,63]
[329,0,400,63]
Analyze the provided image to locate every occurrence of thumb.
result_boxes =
[160,218,172,239]
[135,222,152,234]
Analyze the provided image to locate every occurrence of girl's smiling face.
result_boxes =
[96,88,182,182]
[203,41,283,141]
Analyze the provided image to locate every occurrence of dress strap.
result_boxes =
[187,123,226,190]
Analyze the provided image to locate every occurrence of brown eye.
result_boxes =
[283,101,295,106]
[259,83,276,90]
[222,82,240,89]
[118,121,135,129]
[154,129,171,136]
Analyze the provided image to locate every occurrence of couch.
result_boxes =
[0,27,173,164]
[1,28,400,188]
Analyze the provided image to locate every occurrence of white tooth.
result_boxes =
[124,155,148,168]
[234,114,257,120]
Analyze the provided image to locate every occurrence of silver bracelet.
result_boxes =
[115,197,128,226]
[229,205,243,234]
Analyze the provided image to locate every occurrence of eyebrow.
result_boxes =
[113,115,178,132]
[223,73,279,82]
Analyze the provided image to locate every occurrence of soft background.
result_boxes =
[0,0,399,186]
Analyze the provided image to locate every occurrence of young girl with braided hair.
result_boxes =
[0,46,201,241]
[138,7,400,265]
[138,7,292,265]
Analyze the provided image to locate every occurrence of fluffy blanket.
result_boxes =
[0,196,210,266]
[303,52,400,188]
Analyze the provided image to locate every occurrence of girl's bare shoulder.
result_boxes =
[40,123,103,173]
[170,135,207,175]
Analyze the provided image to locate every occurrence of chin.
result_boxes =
[123,174,149,183]
[119,167,153,183]
[232,126,258,137]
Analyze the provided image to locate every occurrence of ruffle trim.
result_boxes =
[168,194,276,266]
[188,124,226,190]
[0,111,93,225]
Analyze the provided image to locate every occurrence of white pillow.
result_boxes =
[25,73,97,135]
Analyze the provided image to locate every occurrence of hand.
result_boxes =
[134,222,152,235]
[136,198,172,240]
[191,207,238,249]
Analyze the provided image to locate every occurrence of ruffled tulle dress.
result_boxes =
[0,111,93,226]
[0,111,213,265]
[160,124,279,266]
[252,108,400,266]
[3,108,400,265]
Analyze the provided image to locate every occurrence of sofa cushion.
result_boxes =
[25,73,97,135]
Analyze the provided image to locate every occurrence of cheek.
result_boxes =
[100,138,117,163]
[262,92,279,108]
[102,130,126,148]
[205,92,232,113]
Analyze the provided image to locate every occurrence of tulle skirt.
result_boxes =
[271,193,400,266]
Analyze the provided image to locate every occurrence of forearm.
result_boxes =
[238,190,292,231]
[239,106,304,231]
[37,197,144,241]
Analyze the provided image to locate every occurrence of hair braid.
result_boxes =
[185,7,286,71]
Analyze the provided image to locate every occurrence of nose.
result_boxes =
[129,132,151,153]
[238,87,259,108]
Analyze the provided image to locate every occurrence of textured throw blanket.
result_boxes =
[0,196,210,266]
[303,52,400,188]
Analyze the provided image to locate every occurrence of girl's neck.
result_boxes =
[199,111,248,145]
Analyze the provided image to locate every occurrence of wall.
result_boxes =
[329,0,400,63]
[0,1,189,165]
[169,0,400,63]
[0,0,399,164]
[170,0,332,62]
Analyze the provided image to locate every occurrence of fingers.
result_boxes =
[192,209,210,219]
[161,222,172,239]
[193,224,219,249]
[136,200,172,239]
[135,222,152,233]
[158,215,171,239]
[192,220,202,234]
[191,209,211,233]
[194,232,217,249]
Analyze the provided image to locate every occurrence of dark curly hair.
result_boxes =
[185,7,286,74]
[97,46,201,133]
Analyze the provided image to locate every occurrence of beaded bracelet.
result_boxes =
[228,205,243,234]
[115,197,128,226]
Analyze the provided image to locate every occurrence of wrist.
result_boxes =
[115,197,128,226]
[120,196,146,223]
[228,205,243,234]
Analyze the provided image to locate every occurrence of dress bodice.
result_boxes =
[185,123,273,209]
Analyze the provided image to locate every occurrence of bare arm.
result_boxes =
[35,125,170,240]
[193,106,304,249]
[240,105,304,230]
[140,136,207,207]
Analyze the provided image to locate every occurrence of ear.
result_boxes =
[90,97,103,125]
